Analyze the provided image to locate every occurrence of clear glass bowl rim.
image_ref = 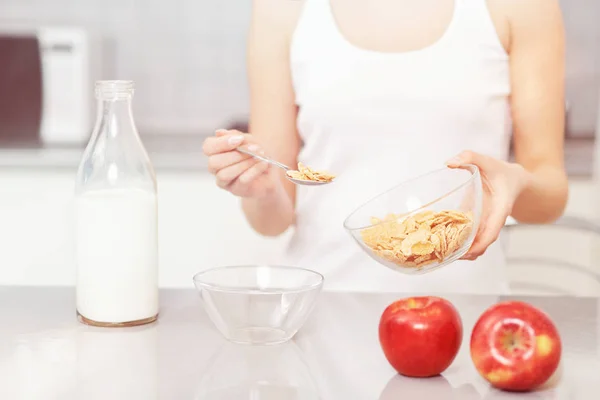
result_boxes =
[192,265,325,294]
[343,164,480,232]
[95,79,134,87]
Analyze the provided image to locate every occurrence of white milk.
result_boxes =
[75,187,158,324]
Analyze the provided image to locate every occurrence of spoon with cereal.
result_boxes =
[236,146,335,186]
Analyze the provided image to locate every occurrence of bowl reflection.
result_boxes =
[195,341,320,400]
[379,374,481,400]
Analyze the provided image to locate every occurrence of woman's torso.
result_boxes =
[279,0,512,294]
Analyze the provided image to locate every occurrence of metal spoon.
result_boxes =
[236,146,334,186]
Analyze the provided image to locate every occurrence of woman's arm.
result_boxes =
[447,0,567,258]
[241,0,303,236]
[507,0,568,223]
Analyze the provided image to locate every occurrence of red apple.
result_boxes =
[378,296,463,377]
[470,301,562,392]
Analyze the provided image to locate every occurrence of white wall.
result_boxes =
[0,0,597,136]
[0,168,598,294]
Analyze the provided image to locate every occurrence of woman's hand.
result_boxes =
[446,151,532,260]
[202,129,280,199]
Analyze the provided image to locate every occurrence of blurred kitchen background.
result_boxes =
[0,0,599,295]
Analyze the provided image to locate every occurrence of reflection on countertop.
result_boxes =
[0,136,596,177]
[0,287,599,399]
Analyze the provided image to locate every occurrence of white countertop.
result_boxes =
[0,287,598,399]
[0,137,595,177]
[0,134,208,171]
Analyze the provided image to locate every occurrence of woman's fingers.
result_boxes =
[238,161,269,185]
[215,129,230,137]
[218,161,273,197]
[225,161,271,195]
[204,129,274,196]
[446,150,494,170]
[215,157,258,187]
[207,151,252,173]
[462,204,510,260]
[204,130,268,175]
[203,131,250,156]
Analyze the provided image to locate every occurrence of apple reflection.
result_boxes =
[195,341,320,400]
[482,389,554,399]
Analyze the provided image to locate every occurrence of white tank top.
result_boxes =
[279,0,512,294]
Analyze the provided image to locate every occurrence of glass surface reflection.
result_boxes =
[76,325,159,399]
[195,341,320,400]
[379,374,481,400]
[4,324,159,399]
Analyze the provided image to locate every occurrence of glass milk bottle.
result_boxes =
[74,80,159,327]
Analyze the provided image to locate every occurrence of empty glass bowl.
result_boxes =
[343,165,482,275]
[193,265,324,345]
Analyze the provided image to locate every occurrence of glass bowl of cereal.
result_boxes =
[343,165,482,275]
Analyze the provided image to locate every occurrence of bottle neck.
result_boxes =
[95,96,136,138]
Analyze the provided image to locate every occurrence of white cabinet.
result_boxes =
[504,180,600,296]
[0,169,290,288]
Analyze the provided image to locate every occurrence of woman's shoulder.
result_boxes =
[488,0,563,54]
[250,0,305,42]
[495,0,562,18]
